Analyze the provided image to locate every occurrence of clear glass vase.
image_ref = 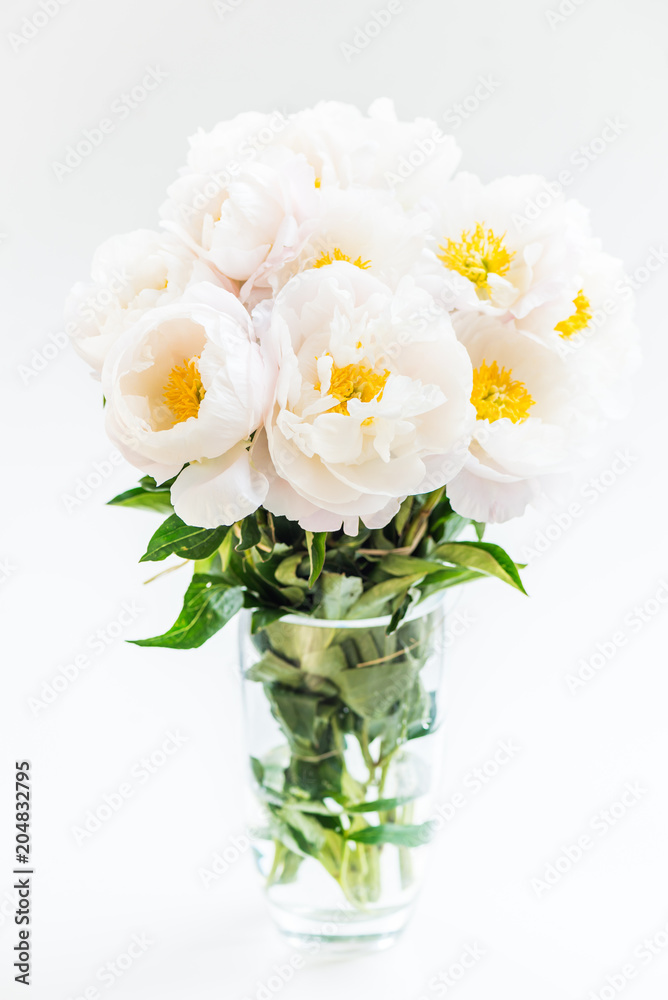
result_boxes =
[238,596,447,954]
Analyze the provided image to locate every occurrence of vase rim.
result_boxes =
[275,589,448,630]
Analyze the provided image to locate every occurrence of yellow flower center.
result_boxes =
[438,222,515,292]
[312,247,371,270]
[555,289,591,338]
[471,360,535,424]
[314,176,321,188]
[163,356,206,424]
[315,356,390,415]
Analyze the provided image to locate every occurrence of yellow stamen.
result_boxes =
[312,247,371,270]
[163,357,206,424]
[471,359,534,424]
[315,356,390,415]
[314,177,321,188]
[438,222,515,292]
[555,289,591,338]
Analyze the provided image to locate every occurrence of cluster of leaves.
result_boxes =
[246,610,443,903]
[109,477,526,905]
[109,479,526,650]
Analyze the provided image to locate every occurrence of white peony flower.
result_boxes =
[281,99,461,208]
[254,263,475,534]
[66,230,230,374]
[160,145,318,305]
[447,311,595,523]
[424,173,591,318]
[159,100,459,307]
[511,242,641,420]
[101,282,272,524]
[178,110,287,176]
[263,185,431,295]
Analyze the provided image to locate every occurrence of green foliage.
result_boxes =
[113,476,528,908]
[140,514,228,563]
[118,478,525,647]
[346,823,434,847]
[108,476,174,514]
[131,574,244,649]
[305,531,327,587]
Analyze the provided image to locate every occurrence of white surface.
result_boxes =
[1,0,667,997]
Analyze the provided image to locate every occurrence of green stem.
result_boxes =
[402,486,446,551]
[359,720,377,782]
[266,840,286,886]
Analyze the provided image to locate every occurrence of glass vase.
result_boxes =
[238,596,447,954]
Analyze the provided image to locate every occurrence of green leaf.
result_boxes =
[236,515,262,552]
[139,514,228,563]
[387,591,416,634]
[305,531,327,587]
[131,574,244,649]
[316,572,364,619]
[394,497,414,537]
[107,485,173,514]
[217,529,235,571]
[250,756,264,784]
[140,474,178,490]
[250,606,287,633]
[301,646,347,679]
[335,658,420,719]
[263,618,337,663]
[245,650,304,687]
[345,796,416,814]
[381,554,443,577]
[432,541,527,594]
[418,566,484,599]
[346,822,433,847]
[275,554,308,588]
[438,512,472,541]
[406,690,438,740]
[346,574,425,620]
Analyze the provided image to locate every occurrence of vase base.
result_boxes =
[268,901,411,957]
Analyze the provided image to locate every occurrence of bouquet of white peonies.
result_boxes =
[68,100,639,939]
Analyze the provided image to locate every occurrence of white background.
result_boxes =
[1,0,667,997]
